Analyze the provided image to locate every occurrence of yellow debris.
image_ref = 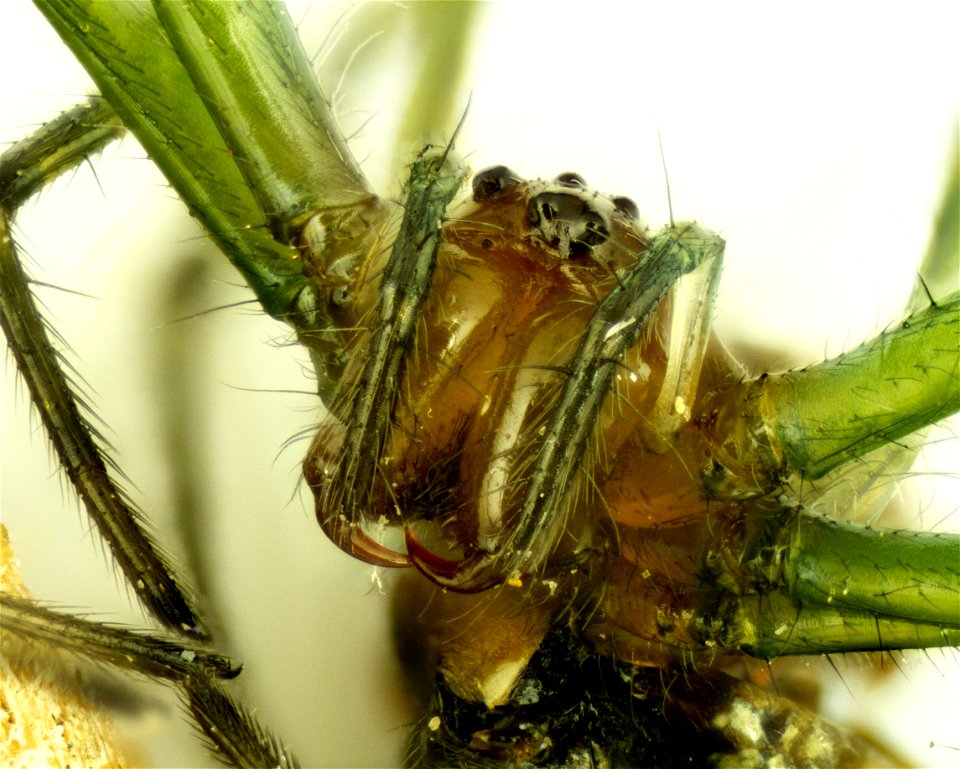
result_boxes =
[1,525,128,768]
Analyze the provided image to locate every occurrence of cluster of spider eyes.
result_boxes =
[472,165,639,260]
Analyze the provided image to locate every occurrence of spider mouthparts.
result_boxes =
[316,500,411,567]
[347,526,411,568]
[405,529,502,593]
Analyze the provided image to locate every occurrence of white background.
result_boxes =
[2,1,958,767]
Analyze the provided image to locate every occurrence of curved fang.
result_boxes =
[404,529,503,593]
[349,527,411,568]
[321,514,410,568]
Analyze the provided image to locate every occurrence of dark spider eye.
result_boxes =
[612,196,639,220]
[555,172,587,189]
[473,165,522,201]
[579,219,608,246]
[527,191,610,259]
[530,199,559,225]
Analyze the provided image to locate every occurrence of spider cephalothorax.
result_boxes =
[304,162,738,597]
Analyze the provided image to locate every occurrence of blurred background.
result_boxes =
[2,1,958,766]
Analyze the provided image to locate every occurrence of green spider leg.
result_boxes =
[1,98,300,769]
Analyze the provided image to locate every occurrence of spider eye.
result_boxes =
[612,196,639,220]
[527,191,610,259]
[555,172,587,188]
[530,199,559,225]
[473,165,522,201]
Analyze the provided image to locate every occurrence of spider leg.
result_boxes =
[2,587,300,768]
[1,99,206,638]
[181,672,299,769]
[1,100,301,769]
[313,144,467,565]
[0,593,239,682]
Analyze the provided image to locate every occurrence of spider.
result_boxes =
[2,1,958,767]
